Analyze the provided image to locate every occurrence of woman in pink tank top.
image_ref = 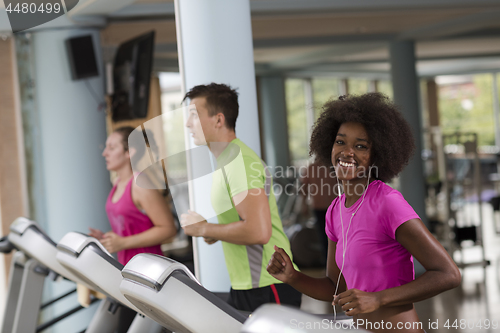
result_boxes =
[267,94,461,333]
[89,127,176,265]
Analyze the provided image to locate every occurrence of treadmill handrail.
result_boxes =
[0,236,15,253]
[10,217,56,246]
[58,241,124,271]
[57,232,112,257]
[87,244,124,270]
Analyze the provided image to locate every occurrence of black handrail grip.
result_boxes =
[0,236,15,253]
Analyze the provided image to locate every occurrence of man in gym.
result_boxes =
[180,83,302,312]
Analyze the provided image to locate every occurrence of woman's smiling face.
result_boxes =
[331,122,372,182]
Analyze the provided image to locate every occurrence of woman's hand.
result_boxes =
[100,231,126,253]
[266,246,297,284]
[333,288,381,316]
[88,227,105,241]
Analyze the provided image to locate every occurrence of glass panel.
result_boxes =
[438,74,494,146]
[285,78,309,165]
[159,72,186,178]
[348,78,368,95]
[312,78,339,120]
[377,80,393,99]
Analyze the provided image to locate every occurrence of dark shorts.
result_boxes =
[228,283,302,312]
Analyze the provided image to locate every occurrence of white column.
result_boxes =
[30,28,110,332]
[339,78,348,96]
[175,0,259,292]
[33,29,110,241]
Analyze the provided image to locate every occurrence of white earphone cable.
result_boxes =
[333,167,372,322]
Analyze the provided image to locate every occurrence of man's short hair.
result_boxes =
[183,83,239,131]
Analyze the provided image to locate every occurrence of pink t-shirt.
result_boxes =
[105,178,163,265]
[325,180,419,293]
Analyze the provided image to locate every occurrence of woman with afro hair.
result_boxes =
[267,93,461,332]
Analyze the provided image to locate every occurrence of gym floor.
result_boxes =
[300,203,500,333]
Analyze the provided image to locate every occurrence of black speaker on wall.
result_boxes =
[66,35,99,80]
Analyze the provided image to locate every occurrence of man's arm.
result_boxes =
[182,188,272,245]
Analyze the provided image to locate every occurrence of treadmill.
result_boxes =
[56,231,163,333]
[119,253,245,332]
[3,217,115,333]
[120,253,366,333]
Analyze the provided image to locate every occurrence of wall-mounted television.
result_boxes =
[111,31,155,121]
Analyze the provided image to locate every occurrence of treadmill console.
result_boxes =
[121,253,200,291]
[57,232,112,258]
[10,217,35,235]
